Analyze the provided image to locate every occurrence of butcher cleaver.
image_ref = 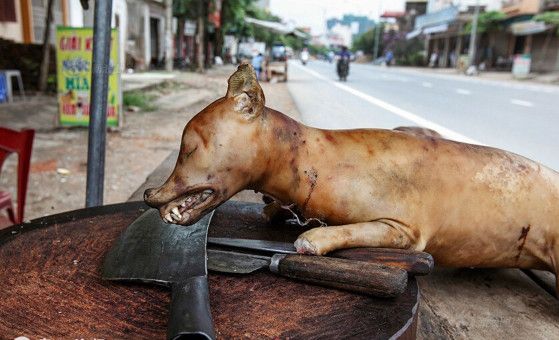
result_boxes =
[102,209,215,340]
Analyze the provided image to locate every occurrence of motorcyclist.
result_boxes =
[300,47,309,65]
[337,46,351,81]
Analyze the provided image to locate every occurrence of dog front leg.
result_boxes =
[294,219,422,255]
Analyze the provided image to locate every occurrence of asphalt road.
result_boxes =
[285,60,559,171]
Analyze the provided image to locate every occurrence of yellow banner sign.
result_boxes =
[56,26,120,127]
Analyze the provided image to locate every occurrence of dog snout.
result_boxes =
[144,187,161,207]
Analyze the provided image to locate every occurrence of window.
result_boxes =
[0,0,17,22]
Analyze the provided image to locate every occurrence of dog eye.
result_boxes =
[184,146,198,160]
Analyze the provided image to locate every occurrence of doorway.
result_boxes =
[150,17,160,67]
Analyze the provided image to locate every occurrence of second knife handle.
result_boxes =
[270,254,407,297]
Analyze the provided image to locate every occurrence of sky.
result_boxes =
[269,0,407,35]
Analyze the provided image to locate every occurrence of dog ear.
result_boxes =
[226,63,265,119]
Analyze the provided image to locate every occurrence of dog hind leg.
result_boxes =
[294,219,422,256]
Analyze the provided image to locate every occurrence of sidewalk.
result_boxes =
[389,65,559,88]
[122,71,178,91]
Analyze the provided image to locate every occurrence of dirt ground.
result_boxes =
[0,65,300,222]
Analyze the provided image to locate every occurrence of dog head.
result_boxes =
[144,63,266,225]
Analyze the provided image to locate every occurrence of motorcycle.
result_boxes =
[301,49,309,66]
[337,56,350,81]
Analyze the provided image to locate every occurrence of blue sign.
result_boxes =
[415,6,459,30]
[0,73,7,103]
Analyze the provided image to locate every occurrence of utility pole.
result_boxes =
[373,0,383,60]
[373,22,382,59]
[467,0,480,67]
[164,0,173,71]
[38,0,54,92]
[86,0,113,207]
[196,0,205,73]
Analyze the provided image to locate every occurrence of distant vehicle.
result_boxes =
[266,42,288,82]
[237,41,266,62]
[337,47,351,81]
[271,43,287,61]
[301,48,309,66]
[285,46,294,59]
[337,58,349,81]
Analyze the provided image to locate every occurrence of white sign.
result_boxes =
[512,54,531,78]
[184,20,196,36]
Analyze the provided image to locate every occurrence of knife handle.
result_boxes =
[329,248,434,276]
[270,254,407,297]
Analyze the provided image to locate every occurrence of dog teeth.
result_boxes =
[171,207,182,219]
[164,213,173,223]
[180,202,186,208]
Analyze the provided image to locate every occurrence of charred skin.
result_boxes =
[145,63,559,295]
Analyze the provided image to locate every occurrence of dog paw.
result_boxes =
[294,237,320,255]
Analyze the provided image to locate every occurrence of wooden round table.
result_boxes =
[0,201,419,339]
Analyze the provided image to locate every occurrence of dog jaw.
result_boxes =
[144,63,267,225]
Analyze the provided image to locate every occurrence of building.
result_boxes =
[427,0,502,12]
[0,0,75,44]
[409,0,559,72]
[0,0,169,71]
[501,0,559,72]
[328,23,353,47]
[380,11,406,32]
[403,0,429,32]
[326,15,375,40]
[410,1,506,68]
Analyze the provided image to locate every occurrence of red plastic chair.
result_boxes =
[0,127,34,224]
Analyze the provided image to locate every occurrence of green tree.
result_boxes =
[464,11,506,67]
[173,0,207,71]
[534,11,559,34]
[464,11,506,34]
[221,0,255,38]
[352,26,382,56]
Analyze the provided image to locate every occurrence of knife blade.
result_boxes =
[208,237,434,276]
[208,237,296,254]
[207,249,407,297]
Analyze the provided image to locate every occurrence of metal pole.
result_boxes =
[373,22,381,59]
[164,0,173,71]
[373,0,383,59]
[467,0,480,67]
[86,0,113,207]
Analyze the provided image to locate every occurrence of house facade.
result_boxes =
[0,0,170,71]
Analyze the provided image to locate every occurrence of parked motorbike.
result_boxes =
[337,57,350,81]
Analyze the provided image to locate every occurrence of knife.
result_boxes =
[208,237,434,276]
[207,248,407,297]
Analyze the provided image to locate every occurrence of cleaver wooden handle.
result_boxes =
[270,254,407,298]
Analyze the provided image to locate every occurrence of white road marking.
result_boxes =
[381,73,410,82]
[455,88,471,95]
[292,62,482,145]
[510,99,534,107]
[422,82,433,88]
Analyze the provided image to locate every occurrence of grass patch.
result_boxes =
[123,90,157,111]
